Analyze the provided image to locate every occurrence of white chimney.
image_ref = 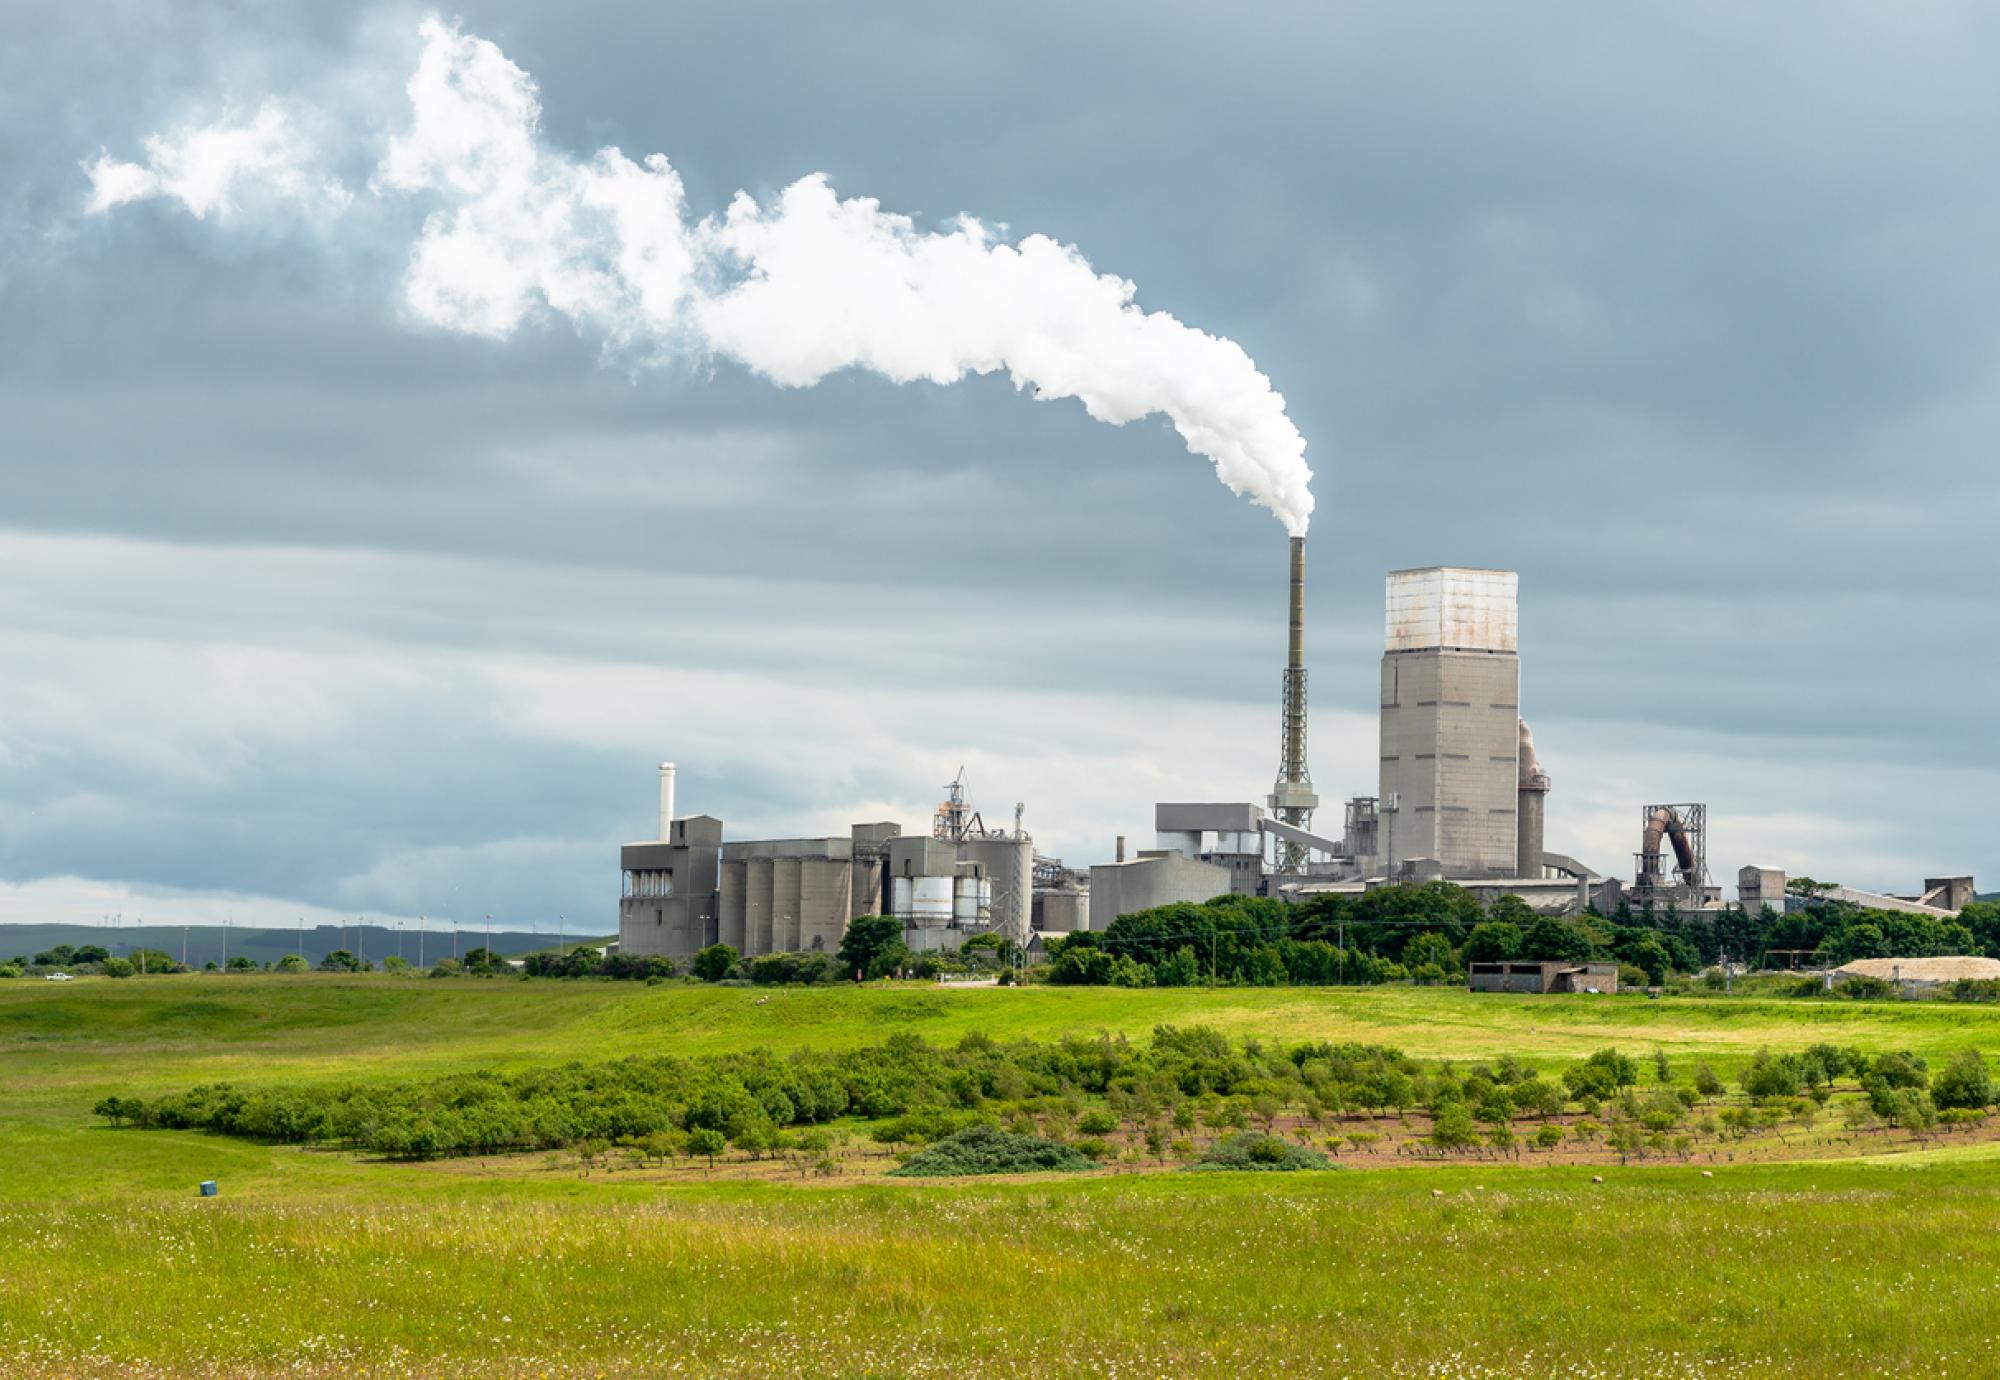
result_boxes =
[658,762,676,841]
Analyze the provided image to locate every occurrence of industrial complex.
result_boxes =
[617,541,1975,963]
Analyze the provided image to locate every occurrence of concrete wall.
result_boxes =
[1088,851,1232,929]
[1379,648,1520,877]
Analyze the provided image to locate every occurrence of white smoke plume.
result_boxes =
[84,99,350,221]
[88,17,1314,534]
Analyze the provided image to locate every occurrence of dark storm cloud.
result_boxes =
[3,0,1997,924]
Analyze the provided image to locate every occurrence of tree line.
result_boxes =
[1040,885,2000,989]
[94,1025,1997,1170]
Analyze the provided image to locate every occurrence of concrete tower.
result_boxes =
[1377,568,1521,878]
[1268,536,1319,872]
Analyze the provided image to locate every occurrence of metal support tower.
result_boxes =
[1268,536,1319,872]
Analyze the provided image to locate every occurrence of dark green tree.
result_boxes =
[1460,921,1523,965]
[691,944,738,983]
[837,915,906,978]
[1932,1050,1993,1111]
[1520,916,1594,963]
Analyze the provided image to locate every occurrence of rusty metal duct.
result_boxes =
[1268,536,1319,871]
[1642,806,1697,887]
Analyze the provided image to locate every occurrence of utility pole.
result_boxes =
[1209,927,1218,986]
[418,916,425,968]
[452,918,459,960]
[1338,918,1346,987]
[222,918,228,969]
[181,926,188,969]
[297,917,303,961]
[356,918,365,969]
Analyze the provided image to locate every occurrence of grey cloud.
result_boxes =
[2,1,1996,923]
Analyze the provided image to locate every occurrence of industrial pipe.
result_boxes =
[1288,535,1305,676]
[659,761,676,841]
[1642,806,1696,885]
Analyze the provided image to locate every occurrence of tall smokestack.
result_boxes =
[658,762,676,842]
[1269,536,1318,871]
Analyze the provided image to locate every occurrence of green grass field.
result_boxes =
[5,974,2000,1376]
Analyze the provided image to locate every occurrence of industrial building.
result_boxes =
[618,765,1053,963]
[1737,866,1975,918]
[619,540,1976,959]
[1088,562,1617,932]
[1377,567,1523,878]
[1468,960,1619,995]
[716,824,895,956]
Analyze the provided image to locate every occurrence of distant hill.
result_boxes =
[0,922,568,970]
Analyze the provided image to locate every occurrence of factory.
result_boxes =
[1104,559,1620,920]
[618,767,1044,962]
[617,537,1975,964]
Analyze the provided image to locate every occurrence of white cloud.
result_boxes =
[84,99,349,220]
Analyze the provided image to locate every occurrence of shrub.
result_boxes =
[0,964,20,979]
[1191,1132,1333,1172]
[1740,1048,1804,1100]
[889,1124,1097,1177]
[101,958,135,978]
[691,944,738,983]
[1834,974,1897,1001]
[1076,1109,1118,1135]
[1932,1051,1993,1111]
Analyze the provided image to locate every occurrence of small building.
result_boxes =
[1025,930,1073,965]
[1468,960,1619,994]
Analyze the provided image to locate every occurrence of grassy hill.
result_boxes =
[4,976,2000,1377]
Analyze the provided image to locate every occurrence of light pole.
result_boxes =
[356,918,365,969]
[418,916,425,969]
[452,918,459,961]
[181,926,188,969]
[297,917,304,962]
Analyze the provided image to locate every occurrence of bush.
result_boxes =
[889,1124,1097,1177]
[275,954,308,973]
[1932,1051,1993,1111]
[0,964,20,979]
[101,957,135,978]
[1834,974,1898,1001]
[1740,1048,1804,1099]
[1191,1132,1333,1172]
[691,944,738,983]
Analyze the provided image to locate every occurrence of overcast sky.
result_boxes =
[3,1,1996,931]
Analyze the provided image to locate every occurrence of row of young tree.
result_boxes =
[1042,884,2000,989]
[95,1024,1999,1167]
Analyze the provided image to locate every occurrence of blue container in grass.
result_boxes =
[198,1180,217,1197]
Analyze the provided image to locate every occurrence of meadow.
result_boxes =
[5,973,2000,1376]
